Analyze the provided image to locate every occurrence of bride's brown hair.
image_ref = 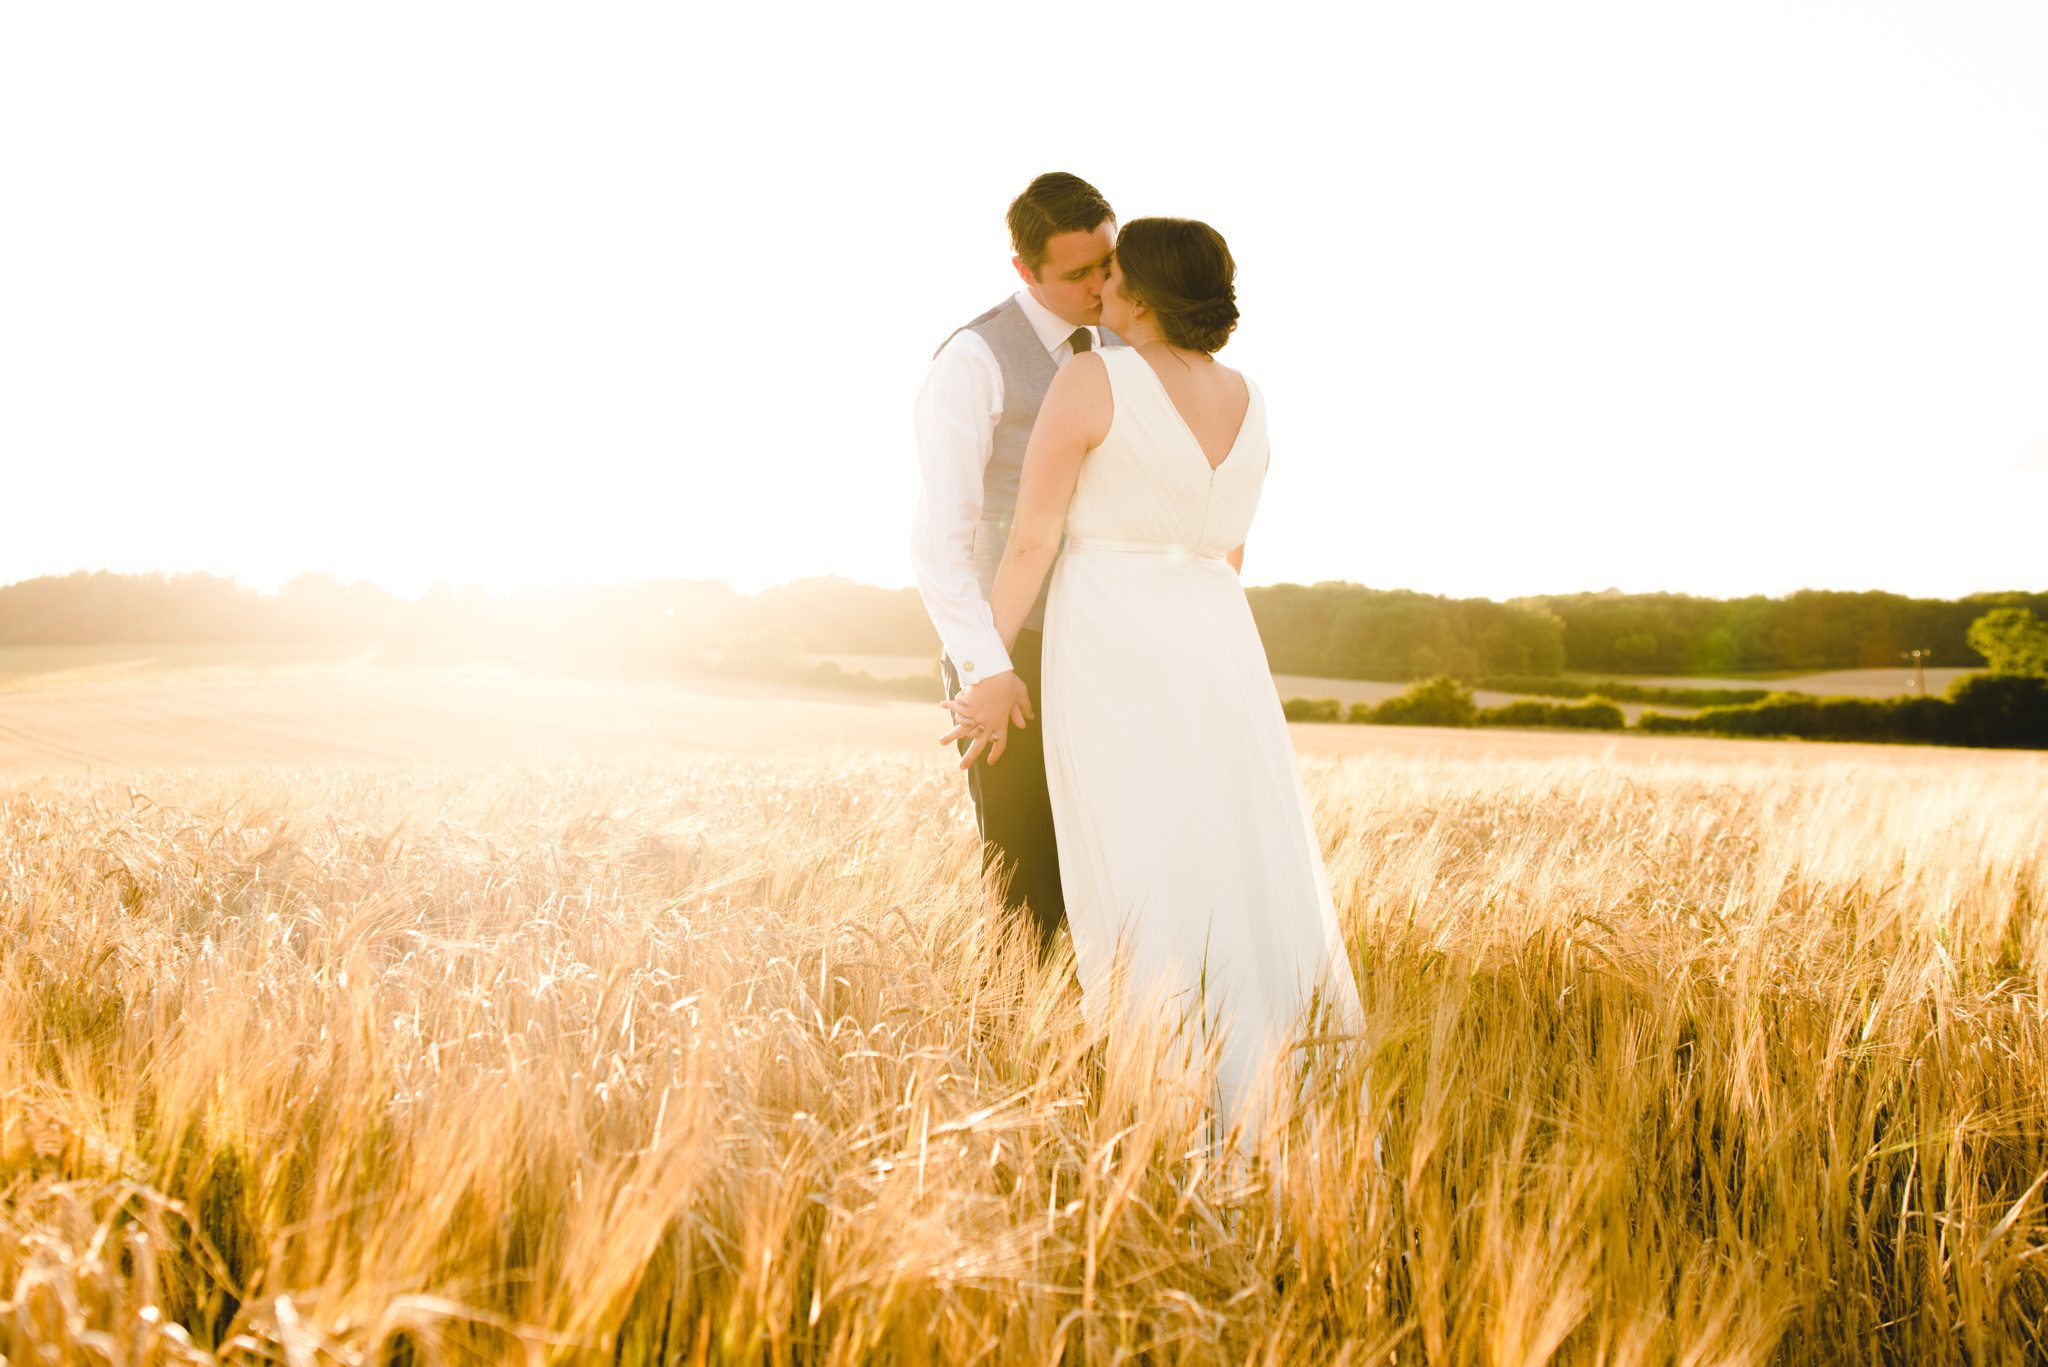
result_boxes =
[1113,217,1239,353]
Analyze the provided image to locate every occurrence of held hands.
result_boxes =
[939,669,1034,769]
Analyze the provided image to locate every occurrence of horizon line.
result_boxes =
[3,566,2043,608]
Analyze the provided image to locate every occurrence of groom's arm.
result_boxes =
[910,333,1013,686]
[947,356,1106,768]
[990,354,1111,649]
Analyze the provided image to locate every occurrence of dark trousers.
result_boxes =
[942,629,1067,957]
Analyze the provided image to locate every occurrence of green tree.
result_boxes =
[1365,675,1478,727]
[1282,697,1342,722]
[1966,609,2048,678]
[1942,673,2048,747]
[1695,626,1741,674]
[1614,631,1657,668]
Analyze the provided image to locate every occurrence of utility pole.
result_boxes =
[1902,648,1930,697]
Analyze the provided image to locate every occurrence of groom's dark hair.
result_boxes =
[1007,172,1115,276]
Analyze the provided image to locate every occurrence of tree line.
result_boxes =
[3,570,2042,680]
[0,570,937,674]
[1242,584,2045,680]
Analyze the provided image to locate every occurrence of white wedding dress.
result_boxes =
[1041,345,1368,1155]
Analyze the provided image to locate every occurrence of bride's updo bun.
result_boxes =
[1115,217,1239,353]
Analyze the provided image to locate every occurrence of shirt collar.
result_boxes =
[1013,288,1093,355]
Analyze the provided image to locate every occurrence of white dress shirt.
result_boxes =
[911,288,1100,686]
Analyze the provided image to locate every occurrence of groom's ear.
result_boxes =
[1010,254,1040,287]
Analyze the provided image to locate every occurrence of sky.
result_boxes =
[2,1,2044,604]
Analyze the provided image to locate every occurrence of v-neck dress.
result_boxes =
[1040,346,1368,1153]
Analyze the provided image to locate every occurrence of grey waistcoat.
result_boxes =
[934,296,1124,634]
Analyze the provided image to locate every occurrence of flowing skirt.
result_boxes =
[1041,542,1367,1153]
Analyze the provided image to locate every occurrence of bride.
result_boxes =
[942,216,1369,1159]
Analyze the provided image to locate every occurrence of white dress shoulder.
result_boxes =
[1041,345,1367,1152]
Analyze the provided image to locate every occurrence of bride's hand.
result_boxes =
[940,672,1029,768]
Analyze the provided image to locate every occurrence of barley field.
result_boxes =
[3,671,2047,1362]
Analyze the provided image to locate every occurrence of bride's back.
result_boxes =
[1062,347,1267,558]
[1134,349,1251,473]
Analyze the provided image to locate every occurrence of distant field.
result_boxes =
[0,641,366,692]
[0,656,2022,779]
[0,646,1986,708]
[1587,666,1980,698]
[820,651,1983,725]
[0,661,940,775]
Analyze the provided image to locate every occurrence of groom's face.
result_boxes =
[1015,220,1116,327]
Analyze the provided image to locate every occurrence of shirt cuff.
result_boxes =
[948,631,1014,687]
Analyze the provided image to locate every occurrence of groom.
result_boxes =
[910,171,1121,958]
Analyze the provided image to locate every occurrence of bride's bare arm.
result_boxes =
[988,353,1113,650]
[938,352,1113,767]
[1228,543,1244,573]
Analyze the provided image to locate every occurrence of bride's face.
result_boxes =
[1098,254,1136,336]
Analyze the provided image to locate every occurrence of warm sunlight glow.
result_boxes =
[3,2,2044,603]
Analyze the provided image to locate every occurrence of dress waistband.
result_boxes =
[1063,535,1225,561]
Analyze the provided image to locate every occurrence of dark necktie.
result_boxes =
[1067,327,1092,355]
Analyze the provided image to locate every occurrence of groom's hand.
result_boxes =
[940,670,1032,768]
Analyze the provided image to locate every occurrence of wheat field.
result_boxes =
[4,696,2048,1361]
